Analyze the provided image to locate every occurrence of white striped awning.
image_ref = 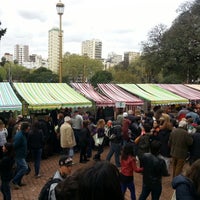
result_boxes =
[0,82,22,112]
[13,83,92,110]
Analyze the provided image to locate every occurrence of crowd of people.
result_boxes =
[0,103,200,199]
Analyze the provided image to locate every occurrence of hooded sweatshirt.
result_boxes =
[172,174,199,200]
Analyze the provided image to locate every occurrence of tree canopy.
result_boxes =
[140,0,200,83]
[0,21,6,41]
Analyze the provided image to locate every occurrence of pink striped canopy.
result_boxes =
[98,84,144,106]
[157,84,200,101]
[70,83,115,107]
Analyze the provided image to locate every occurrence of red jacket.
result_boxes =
[121,156,143,176]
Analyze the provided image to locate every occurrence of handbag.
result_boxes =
[93,134,104,146]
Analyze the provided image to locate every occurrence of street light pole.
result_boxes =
[56,0,64,83]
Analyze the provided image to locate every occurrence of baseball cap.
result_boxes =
[59,156,74,167]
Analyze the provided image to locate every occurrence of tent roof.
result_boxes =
[117,84,188,105]
[185,84,200,92]
[0,82,22,112]
[13,83,92,110]
[70,83,115,107]
[98,84,144,106]
[157,84,200,101]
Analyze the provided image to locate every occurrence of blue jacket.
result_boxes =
[172,175,199,200]
[13,131,27,159]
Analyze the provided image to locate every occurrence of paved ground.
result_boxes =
[5,147,175,200]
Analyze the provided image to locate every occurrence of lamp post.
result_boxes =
[56,0,64,83]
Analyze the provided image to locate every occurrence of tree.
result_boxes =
[0,21,6,40]
[4,63,30,82]
[140,0,200,83]
[141,24,167,83]
[62,54,103,82]
[0,57,6,66]
[25,67,58,82]
[90,71,113,87]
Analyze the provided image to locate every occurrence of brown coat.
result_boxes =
[169,127,193,159]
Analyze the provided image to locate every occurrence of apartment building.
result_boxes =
[81,39,102,60]
[124,51,140,66]
[14,44,29,65]
[48,28,63,73]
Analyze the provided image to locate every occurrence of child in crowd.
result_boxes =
[120,143,143,200]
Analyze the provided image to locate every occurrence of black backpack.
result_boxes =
[38,177,61,200]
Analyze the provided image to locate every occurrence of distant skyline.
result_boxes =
[0,0,193,59]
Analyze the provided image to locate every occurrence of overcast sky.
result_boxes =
[0,0,192,59]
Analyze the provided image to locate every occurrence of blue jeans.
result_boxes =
[1,180,11,200]
[12,158,28,185]
[32,148,42,175]
[106,142,121,167]
[121,181,136,200]
[138,184,162,200]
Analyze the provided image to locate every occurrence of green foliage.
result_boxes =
[0,57,6,66]
[62,54,103,82]
[0,66,6,81]
[90,70,113,87]
[140,0,200,83]
[0,21,6,41]
[26,67,58,82]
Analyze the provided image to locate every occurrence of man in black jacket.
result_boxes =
[138,140,168,200]
[106,120,122,168]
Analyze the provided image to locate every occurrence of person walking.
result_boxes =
[0,119,8,159]
[138,140,168,200]
[71,110,83,152]
[157,113,173,175]
[93,119,106,161]
[106,120,122,168]
[27,120,44,178]
[79,120,90,163]
[189,125,200,165]
[135,123,151,168]
[0,143,15,200]
[11,122,30,189]
[169,120,193,177]
[120,143,143,200]
[59,116,76,158]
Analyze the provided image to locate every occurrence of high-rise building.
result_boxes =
[124,51,140,66]
[48,28,63,73]
[14,44,29,65]
[81,39,102,60]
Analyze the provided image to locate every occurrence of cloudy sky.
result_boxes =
[0,0,192,59]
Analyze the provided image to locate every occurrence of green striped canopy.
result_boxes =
[0,82,22,111]
[117,84,188,105]
[13,83,92,110]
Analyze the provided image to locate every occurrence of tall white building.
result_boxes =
[48,28,63,73]
[14,44,29,65]
[81,39,102,60]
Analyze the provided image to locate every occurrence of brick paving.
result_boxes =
[5,147,174,200]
